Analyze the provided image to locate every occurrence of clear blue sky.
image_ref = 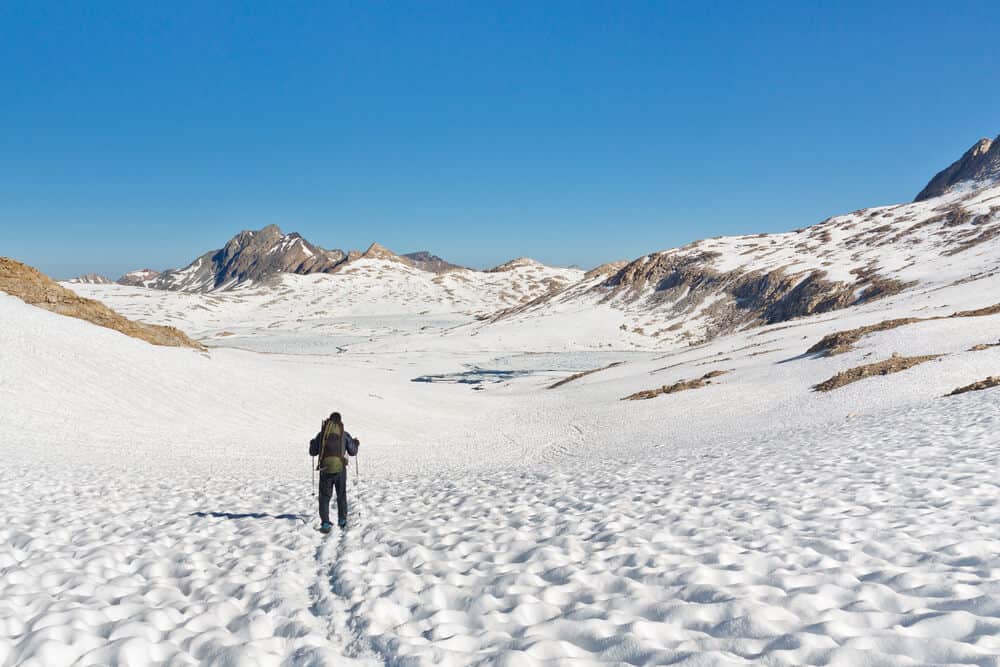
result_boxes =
[2,2,999,278]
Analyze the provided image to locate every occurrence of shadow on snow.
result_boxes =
[191,511,306,521]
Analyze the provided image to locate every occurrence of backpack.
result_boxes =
[318,419,347,474]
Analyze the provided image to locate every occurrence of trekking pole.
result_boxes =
[354,451,362,520]
[295,453,316,525]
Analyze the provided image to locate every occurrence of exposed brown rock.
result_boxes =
[808,303,1000,356]
[402,251,463,273]
[548,362,624,389]
[487,258,543,273]
[117,268,161,287]
[361,242,409,263]
[154,225,354,291]
[948,376,1000,396]
[970,341,1000,352]
[584,261,629,280]
[0,257,204,350]
[951,303,1000,318]
[943,223,1000,257]
[807,318,924,356]
[813,354,940,392]
[733,269,859,324]
[915,136,1000,201]
[592,248,910,345]
[855,276,914,301]
[622,370,728,401]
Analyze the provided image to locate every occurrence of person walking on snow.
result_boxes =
[309,412,359,532]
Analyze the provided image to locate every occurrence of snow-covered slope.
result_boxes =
[69,257,584,354]
[5,258,1000,665]
[485,183,1000,348]
[8,138,1000,666]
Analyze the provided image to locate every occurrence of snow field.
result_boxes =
[3,265,1000,665]
[0,466,368,667]
[67,258,583,354]
[336,396,1000,665]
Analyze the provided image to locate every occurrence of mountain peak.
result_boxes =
[972,137,993,153]
[402,251,464,273]
[117,268,161,287]
[488,257,542,272]
[361,242,401,260]
[151,226,347,291]
[915,134,1000,201]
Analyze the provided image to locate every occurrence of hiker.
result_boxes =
[309,412,360,532]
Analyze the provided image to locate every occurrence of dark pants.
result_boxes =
[318,471,347,525]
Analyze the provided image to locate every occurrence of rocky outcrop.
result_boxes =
[360,242,408,263]
[585,261,629,279]
[948,376,1000,396]
[597,253,895,339]
[0,258,203,350]
[806,303,1000,357]
[402,251,463,273]
[807,318,923,356]
[488,258,543,273]
[153,225,348,292]
[622,370,728,401]
[915,135,1000,201]
[117,269,161,287]
[492,148,1000,346]
[813,354,941,392]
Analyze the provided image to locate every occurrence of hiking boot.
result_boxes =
[338,518,347,529]
[319,522,333,534]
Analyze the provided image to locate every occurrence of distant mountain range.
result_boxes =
[64,134,1000,346]
[66,273,115,285]
[73,228,474,291]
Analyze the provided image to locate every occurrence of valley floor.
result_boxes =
[2,277,999,666]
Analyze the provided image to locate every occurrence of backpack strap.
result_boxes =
[316,419,327,469]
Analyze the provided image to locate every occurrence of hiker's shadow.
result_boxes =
[191,511,304,521]
[777,351,822,365]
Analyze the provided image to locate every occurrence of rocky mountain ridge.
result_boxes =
[67,273,114,285]
[401,251,464,273]
[489,142,1000,347]
[149,225,348,292]
[915,135,1000,201]
[117,269,162,287]
[124,226,539,293]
